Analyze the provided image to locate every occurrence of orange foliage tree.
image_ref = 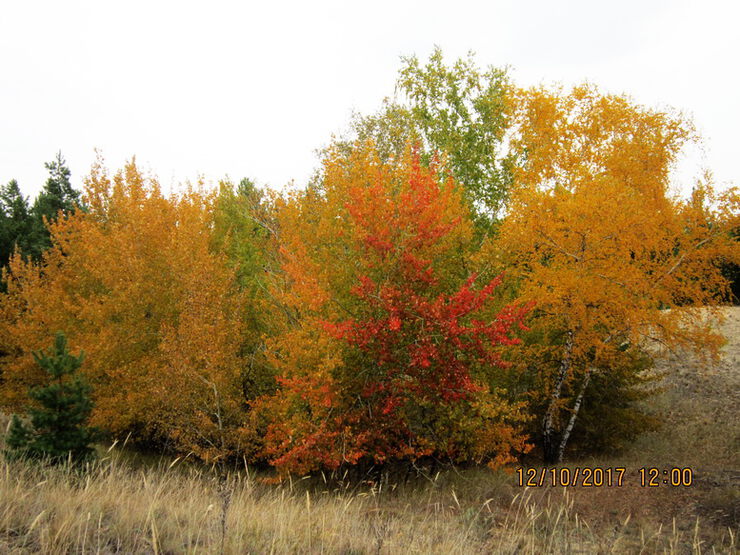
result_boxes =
[0,159,250,462]
[252,143,532,476]
[482,85,740,463]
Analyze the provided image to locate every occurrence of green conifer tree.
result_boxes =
[27,151,81,260]
[0,179,32,267]
[5,333,98,463]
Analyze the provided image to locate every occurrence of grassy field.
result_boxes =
[1,308,738,554]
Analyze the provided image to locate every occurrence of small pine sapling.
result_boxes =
[5,332,99,463]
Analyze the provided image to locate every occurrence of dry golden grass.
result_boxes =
[0,452,735,554]
[1,307,738,554]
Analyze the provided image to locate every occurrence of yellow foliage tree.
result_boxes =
[482,85,740,463]
[0,159,249,462]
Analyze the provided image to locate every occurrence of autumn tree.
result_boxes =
[253,143,531,476]
[0,159,250,462]
[332,47,513,231]
[482,84,740,463]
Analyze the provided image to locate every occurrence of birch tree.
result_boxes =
[483,84,740,463]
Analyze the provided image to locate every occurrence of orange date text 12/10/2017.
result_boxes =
[515,467,695,488]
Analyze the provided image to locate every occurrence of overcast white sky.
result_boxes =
[1,0,738,199]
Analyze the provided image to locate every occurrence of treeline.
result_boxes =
[1,50,738,476]
[0,152,80,274]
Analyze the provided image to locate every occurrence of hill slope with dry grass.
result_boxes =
[1,308,738,553]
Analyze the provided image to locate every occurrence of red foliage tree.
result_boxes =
[254,144,531,476]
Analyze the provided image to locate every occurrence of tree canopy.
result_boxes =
[1,53,737,473]
[334,47,513,231]
[481,84,739,462]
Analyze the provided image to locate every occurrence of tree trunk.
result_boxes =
[542,331,573,464]
[555,369,592,464]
